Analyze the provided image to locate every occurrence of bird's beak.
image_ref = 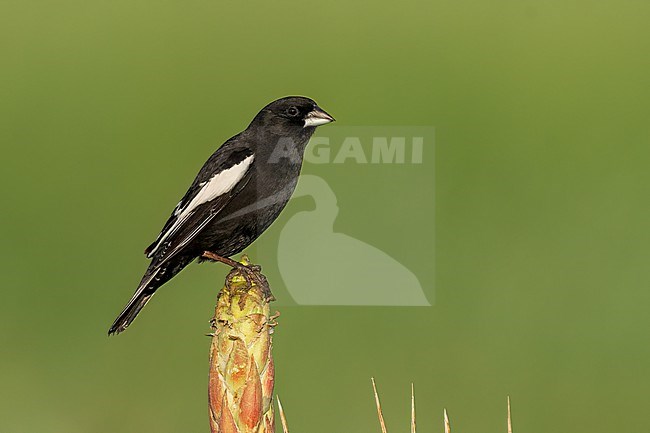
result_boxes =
[304,106,335,128]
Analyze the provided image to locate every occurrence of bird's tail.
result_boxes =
[108,291,154,335]
[108,268,161,335]
[109,255,196,335]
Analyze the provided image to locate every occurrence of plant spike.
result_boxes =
[277,396,290,433]
[371,378,388,433]
[411,383,416,433]
[444,408,451,433]
[507,396,513,433]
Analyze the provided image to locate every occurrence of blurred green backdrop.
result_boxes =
[2,0,650,432]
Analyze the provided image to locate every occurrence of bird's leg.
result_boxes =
[202,251,253,286]
[202,251,246,269]
[247,266,275,302]
[201,251,274,301]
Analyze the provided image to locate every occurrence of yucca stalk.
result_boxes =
[207,255,276,433]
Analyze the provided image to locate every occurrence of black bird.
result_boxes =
[109,96,334,335]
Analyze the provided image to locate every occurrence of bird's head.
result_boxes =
[250,96,335,134]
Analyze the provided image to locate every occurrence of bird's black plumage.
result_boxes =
[109,96,334,335]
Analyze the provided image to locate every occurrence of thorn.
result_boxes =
[444,408,450,433]
[277,396,289,433]
[507,396,512,433]
[371,378,388,433]
[411,383,416,433]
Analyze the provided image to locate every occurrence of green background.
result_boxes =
[2,0,650,432]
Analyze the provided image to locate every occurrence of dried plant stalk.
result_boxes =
[444,408,450,433]
[507,396,513,433]
[371,378,388,433]
[208,256,276,433]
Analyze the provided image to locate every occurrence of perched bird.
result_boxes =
[109,96,334,335]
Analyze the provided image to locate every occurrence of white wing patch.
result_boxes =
[147,154,254,257]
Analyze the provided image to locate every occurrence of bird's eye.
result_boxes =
[286,106,299,117]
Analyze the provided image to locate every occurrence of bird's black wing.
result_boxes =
[144,143,255,266]
[109,144,254,335]
[143,185,199,257]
